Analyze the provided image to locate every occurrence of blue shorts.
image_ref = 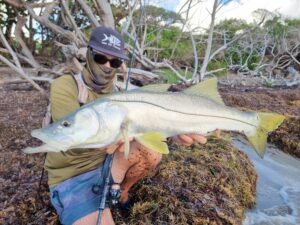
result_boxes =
[49,161,114,225]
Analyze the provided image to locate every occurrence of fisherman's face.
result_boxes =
[92,49,123,69]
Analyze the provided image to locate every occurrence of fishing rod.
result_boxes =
[96,1,147,224]
[95,153,113,225]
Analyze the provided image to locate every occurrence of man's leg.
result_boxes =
[111,141,162,203]
[73,208,114,225]
[72,141,162,225]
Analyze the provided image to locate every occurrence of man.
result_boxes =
[45,26,207,225]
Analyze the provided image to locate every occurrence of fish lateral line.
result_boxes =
[108,99,257,129]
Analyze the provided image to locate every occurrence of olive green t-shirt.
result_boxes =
[44,75,107,187]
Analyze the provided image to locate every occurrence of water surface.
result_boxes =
[233,136,300,225]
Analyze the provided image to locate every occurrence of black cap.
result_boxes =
[88,26,129,61]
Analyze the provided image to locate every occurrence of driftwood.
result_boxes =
[1,0,299,90]
[0,28,45,93]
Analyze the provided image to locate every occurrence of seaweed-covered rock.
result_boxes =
[269,117,300,158]
[114,137,257,225]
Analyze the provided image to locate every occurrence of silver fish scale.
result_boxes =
[103,91,259,136]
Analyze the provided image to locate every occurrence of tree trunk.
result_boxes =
[199,0,219,82]
[95,0,115,28]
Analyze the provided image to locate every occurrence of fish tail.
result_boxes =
[245,112,285,157]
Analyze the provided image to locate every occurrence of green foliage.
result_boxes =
[215,19,252,40]
[133,5,182,25]
[224,42,262,71]
[159,68,193,83]
[206,61,228,76]
[264,16,286,40]
[144,26,193,61]
[285,18,300,27]
[264,80,273,88]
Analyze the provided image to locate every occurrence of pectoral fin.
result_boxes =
[121,122,130,159]
[135,133,169,154]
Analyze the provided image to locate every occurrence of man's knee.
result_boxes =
[73,209,114,225]
[146,148,162,168]
[136,142,162,169]
[122,141,161,168]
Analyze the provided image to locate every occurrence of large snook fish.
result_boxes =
[23,78,285,158]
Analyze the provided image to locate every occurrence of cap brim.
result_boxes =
[89,44,129,61]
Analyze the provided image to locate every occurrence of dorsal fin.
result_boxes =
[136,83,171,93]
[183,78,225,105]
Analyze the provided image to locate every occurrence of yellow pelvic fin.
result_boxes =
[136,83,171,93]
[135,133,169,154]
[183,77,225,105]
[246,113,285,158]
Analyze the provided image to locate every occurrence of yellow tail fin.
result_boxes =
[246,113,285,157]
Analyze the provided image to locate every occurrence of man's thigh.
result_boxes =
[73,209,114,225]
[50,164,113,225]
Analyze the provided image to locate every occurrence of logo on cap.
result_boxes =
[102,34,121,50]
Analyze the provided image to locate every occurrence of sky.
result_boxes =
[156,0,300,29]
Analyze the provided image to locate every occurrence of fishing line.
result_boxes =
[125,0,147,90]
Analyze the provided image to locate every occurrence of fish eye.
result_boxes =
[61,120,72,127]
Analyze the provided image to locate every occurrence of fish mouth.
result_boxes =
[31,130,70,151]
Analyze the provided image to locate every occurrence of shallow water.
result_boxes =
[232,136,300,225]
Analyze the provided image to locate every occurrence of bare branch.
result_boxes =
[163,59,188,82]
[60,0,87,43]
[0,54,45,93]
[4,0,56,8]
[21,0,83,46]
[3,0,22,8]
[121,0,138,34]
[0,48,35,66]
[77,0,101,27]
[204,68,226,76]
[189,28,198,81]
[0,27,45,93]
[0,27,22,69]
[199,0,218,81]
[14,16,40,68]
[170,0,192,59]
[130,68,160,79]
[209,19,265,62]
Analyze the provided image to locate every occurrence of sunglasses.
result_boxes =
[91,50,123,68]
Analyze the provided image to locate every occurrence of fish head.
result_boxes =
[29,107,101,152]
[23,101,126,154]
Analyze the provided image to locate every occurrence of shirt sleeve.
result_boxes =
[50,76,80,122]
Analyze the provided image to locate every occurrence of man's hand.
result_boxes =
[171,134,207,147]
